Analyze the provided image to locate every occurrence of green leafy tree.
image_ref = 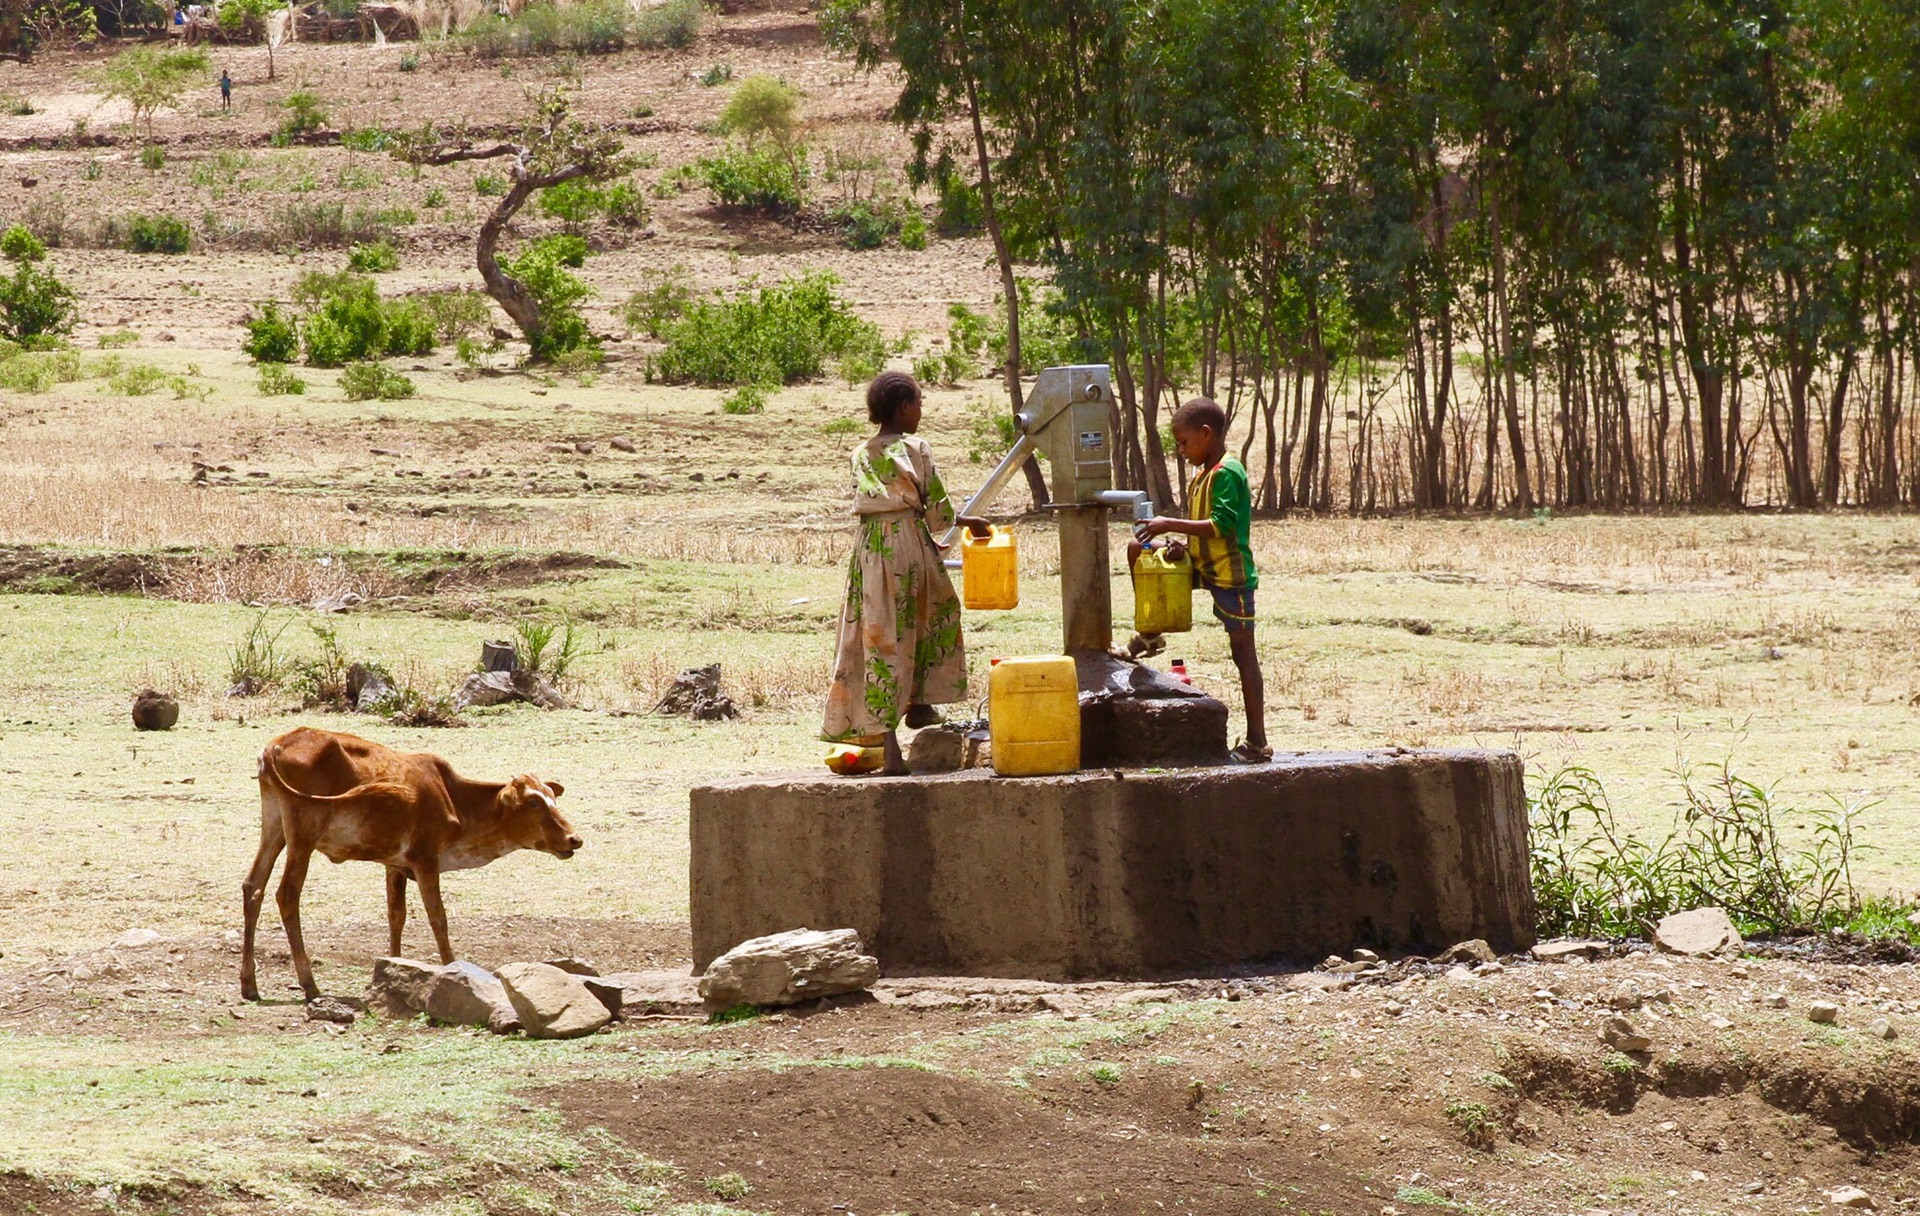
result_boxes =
[90,46,208,139]
[0,224,77,343]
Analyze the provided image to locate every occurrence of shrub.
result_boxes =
[242,302,299,363]
[721,384,767,415]
[140,143,166,171]
[346,240,399,272]
[455,0,699,57]
[278,90,328,140]
[126,213,191,254]
[294,272,436,366]
[718,75,798,148]
[622,263,693,338]
[107,363,169,396]
[700,63,732,87]
[421,289,492,342]
[697,143,808,214]
[503,234,595,360]
[633,0,701,48]
[91,47,209,140]
[340,360,415,400]
[0,226,77,343]
[474,173,506,196]
[257,362,307,395]
[537,177,650,231]
[424,187,447,208]
[96,329,140,348]
[911,351,947,387]
[513,613,581,679]
[702,1174,751,1202]
[935,177,984,235]
[399,52,419,72]
[339,127,390,153]
[653,271,885,387]
[273,201,396,249]
[0,349,85,392]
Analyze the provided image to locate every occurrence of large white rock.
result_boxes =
[697,928,880,1010]
[497,962,611,1039]
[600,970,704,1017]
[370,956,441,1017]
[1653,907,1743,956]
[426,961,520,1033]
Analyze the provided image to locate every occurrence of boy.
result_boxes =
[1130,396,1269,763]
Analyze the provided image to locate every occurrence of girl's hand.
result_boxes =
[957,515,993,539]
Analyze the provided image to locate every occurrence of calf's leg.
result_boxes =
[276,845,320,1000]
[412,865,456,964]
[385,867,409,957]
[240,797,287,1002]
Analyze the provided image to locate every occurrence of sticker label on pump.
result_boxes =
[1078,430,1105,451]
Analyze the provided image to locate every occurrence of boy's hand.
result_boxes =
[1137,515,1184,540]
[957,514,993,539]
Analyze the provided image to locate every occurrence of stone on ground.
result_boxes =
[306,995,363,1025]
[497,962,611,1038]
[112,928,166,950]
[130,689,179,731]
[425,961,520,1033]
[1867,1018,1897,1040]
[697,928,880,1010]
[1601,1016,1651,1052]
[581,976,626,1019]
[1826,1186,1874,1208]
[599,970,704,1017]
[370,956,441,1017]
[1763,992,1788,1008]
[908,727,966,774]
[542,956,599,976]
[1532,940,1604,962]
[1438,939,1495,965]
[1653,907,1743,956]
[1808,1000,1841,1024]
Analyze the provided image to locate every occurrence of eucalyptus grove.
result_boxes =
[831,0,1920,511]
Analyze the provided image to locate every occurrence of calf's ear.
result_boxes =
[545,779,565,798]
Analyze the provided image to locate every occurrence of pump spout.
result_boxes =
[1091,489,1153,521]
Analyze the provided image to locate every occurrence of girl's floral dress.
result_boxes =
[821,432,967,741]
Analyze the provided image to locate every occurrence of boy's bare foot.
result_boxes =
[903,703,944,729]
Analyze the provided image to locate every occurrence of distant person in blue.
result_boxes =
[219,69,232,111]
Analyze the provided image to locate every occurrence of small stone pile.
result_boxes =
[655,664,737,721]
[364,955,680,1039]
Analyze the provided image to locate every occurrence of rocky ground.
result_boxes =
[4,915,1919,1214]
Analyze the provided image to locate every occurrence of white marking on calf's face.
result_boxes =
[505,776,580,858]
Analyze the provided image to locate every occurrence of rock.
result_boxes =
[1867,1018,1896,1040]
[1384,1000,1405,1017]
[1438,939,1496,965]
[697,928,880,1011]
[1606,986,1643,1011]
[369,956,441,1017]
[581,976,625,1020]
[112,928,166,950]
[454,670,519,708]
[1444,965,1478,984]
[611,435,637,453]
[542,956,599,977]
[306,995,364,1025]
[1653,907,1743,957]
[655,664,737,721]
[1808,1000,1841,1024]
[346,662,393,711]
[1352,948,1381,964]
[600,970,704,1017]
[1826,1186,1874,1208]
[1763,992,1789,1008]
[1473,961,1505,975]
[1320,955,1346,970]
[425,961,518,1032]
[1601,1016,1651,1052]
[480,641,518,673]
[1533,939,1604,962]
[1285,972,1353,993]
[131,689,179,731]
[497,963,611,1039]
[908,727,966,774]
[1706,1014,1734,1030]
[573,441,595,455]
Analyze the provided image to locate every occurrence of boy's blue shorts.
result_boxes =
[1204,584,1256,633]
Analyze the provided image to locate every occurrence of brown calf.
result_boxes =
[241,726,581,1001]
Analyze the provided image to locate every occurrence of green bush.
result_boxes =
[623,263,693,338]
[721,384,767,415]
[537,177,650,231]
[0,348,85,392]
[107,363,169,396]
[0,225,77,343]
[272,202,403,249]
[293,271,436,366]
[421,289,492,342]
[399,52,419,72]
[339,126,389,152]
[697,143,808,214]
[278,90,328,141]
[424,187,447,208]
[502,234,594,360]
[257,362,307,395]
[126,213,191,254]
[139,143,166,171]
[243,301,299,363]
[718,74,798,148]
[474,173,506,196]
[346,240,399,272]
[653,271,885,387]
[935,177,984,235]
[339,360,415,401]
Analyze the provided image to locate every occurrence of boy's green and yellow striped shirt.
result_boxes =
[1187,457,1258,590]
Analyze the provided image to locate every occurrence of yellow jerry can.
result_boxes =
[1132,545,1194,633]
[988,655,1080,777]
[961,525,1019,610]
[823,743,884,775]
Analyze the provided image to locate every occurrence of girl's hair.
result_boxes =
[867,370,921,425]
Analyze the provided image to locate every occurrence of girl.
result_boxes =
[823,371,989,774]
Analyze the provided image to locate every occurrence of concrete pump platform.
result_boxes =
[690,750,1534,977]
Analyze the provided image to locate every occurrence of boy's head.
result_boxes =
[866,370,923,433]
[1169,396,1228,465]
